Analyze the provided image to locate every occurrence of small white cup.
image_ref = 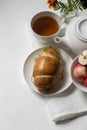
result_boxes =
[30,11,66,43]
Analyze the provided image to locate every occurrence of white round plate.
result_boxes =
[23,47,72,96]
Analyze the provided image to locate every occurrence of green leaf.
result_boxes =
[54,0,84,13]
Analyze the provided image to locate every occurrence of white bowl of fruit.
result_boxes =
[71,50,87,92]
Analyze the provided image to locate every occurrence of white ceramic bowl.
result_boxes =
[71,56,87,92]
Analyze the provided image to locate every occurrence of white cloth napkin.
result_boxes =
[45,84,87,122]
[28,18,87,122]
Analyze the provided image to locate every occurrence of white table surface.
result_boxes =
[0,0,87,130]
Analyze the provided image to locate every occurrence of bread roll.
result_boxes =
[32,47,64,93]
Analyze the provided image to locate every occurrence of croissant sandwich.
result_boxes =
[32,47,64,93]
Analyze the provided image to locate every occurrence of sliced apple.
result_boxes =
[78,50,87,65]
[78,55,87,65]
[83,50,87,57]
[83,50,87,58]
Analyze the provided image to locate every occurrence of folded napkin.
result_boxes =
[28,19,87,122]
[45,84,87,122]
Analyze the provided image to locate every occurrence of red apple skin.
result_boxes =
[73,64,87,82]
[84,78,87,87]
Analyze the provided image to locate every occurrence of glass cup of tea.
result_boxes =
[29,11,66,44]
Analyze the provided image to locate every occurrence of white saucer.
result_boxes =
[23,47,72,96]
